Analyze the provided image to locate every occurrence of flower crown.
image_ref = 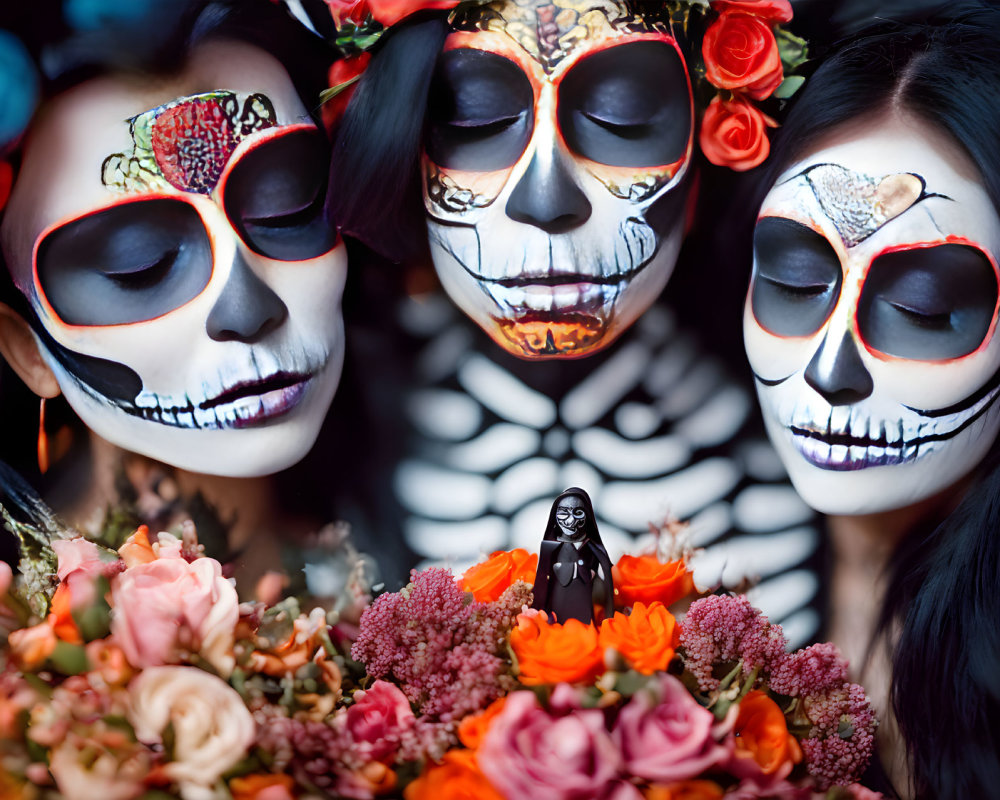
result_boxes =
[319,0,808,171]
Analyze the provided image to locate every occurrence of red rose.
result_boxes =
[710,0,793,24]
[703,12,783,100]
[365,0,461,26]
[325,0,370,25]
[698,94,775,172]
[322,52,372,130]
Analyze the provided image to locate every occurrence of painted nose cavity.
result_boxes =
[804,331,874,406]
[206,251,288,343]
[505,149,592,233]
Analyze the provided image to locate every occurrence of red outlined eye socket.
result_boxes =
[556,35,693,170]
[855,236,1000,363]
[32,193,217,329]
[218,125,340,261]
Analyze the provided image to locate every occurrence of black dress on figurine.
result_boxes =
[531,487,613,625]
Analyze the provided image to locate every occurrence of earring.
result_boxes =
[38,397,49,474]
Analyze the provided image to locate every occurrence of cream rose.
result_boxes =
[128,666,255,799]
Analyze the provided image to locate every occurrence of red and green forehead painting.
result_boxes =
[101,91,278,195]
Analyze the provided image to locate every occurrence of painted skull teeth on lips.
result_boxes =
[73,346,331,431]
[775,373,1000,471]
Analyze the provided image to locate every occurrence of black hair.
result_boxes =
[755,7,1000,798]
[329,15,449,261]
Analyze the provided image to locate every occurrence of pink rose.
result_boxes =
[346,679,416,761]
[49,731,148,800]
[612,674,728,783]
[129,666,255,799]
[53,537,104,581]
[478,690,622,799]
[110,551,238,674]
[54,537,107,609]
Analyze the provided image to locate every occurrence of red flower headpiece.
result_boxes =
[316,0,808,171]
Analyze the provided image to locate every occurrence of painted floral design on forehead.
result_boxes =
[102,91,278,195]
[448,0,672,73]
[785,163,944,248]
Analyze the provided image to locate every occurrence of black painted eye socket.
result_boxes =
[223,128,338,261]
[558,41,691,168]
[36,198,212,326]
[426,49,534,171]
[751,217,843,337]
[857,244,998,359]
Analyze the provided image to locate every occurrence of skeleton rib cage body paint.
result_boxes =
[423,0,694,359]
[0,41,348,477]
[746,114,1000,514]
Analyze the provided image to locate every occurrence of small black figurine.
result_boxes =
[531,487,614,624]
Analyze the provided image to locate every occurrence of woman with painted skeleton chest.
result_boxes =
[744,7,1000,796]
[0,3,349,583]
[323,0,821,641]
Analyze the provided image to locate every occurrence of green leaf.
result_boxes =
[49,641,89,675]
[776,27,809,71]
[71,575,112,642]
[772,75,805,100]
[319,75,362,105]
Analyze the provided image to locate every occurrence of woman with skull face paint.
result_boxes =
[744,5,1000,796]
[0,1,397,589]
[314,0,826,647]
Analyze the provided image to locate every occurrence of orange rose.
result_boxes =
[698,94,775,172]
[510,613,604,685]
[613,555,693,608]
[460,548,538,603]
[645,781,724,800]
[458,696,507,749]
[702,13,783,100]
[230,773,297,800]
[733,691,802,774]
[118,526,156,568]
[598,601,679,674]
[403,750,503,800]
[47,582,83,645]
[7,622,56,670]
[710,0,792,24]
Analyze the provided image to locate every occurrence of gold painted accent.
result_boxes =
[495,314,608,357]
[450,0,670,73]
[803,164,927,248]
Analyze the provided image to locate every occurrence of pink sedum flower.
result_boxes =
[478,690,622,800]
[110,545,238,674]
[612,673,728,783]
[345,679,416,762]
[128,666,255,800]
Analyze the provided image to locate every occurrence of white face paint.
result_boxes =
[423,0,693,359]
[1,41,347,477]
[745,114,1000,514]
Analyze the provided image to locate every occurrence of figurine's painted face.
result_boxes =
[423,0,693,359]
[0,41,347,477]
[555,494,587,539]
[745,114,1000,514]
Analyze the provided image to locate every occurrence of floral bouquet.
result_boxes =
[0,515,881,800]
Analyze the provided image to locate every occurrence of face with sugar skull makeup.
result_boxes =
[745,113,1000,515]
[0,40,347,478]
[423,0,694,359]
